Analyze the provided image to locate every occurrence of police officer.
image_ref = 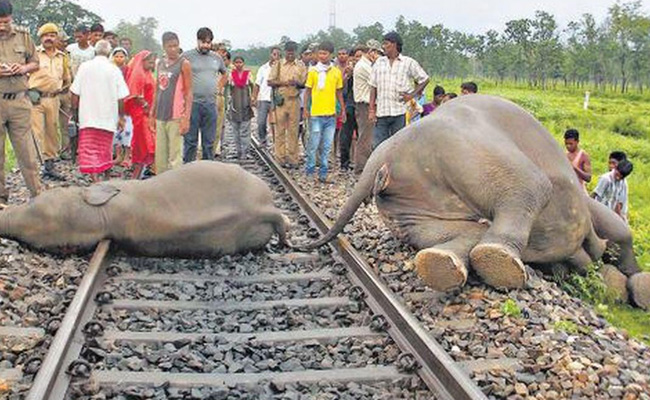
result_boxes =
[29,22,70,180]
[0,0,42,207]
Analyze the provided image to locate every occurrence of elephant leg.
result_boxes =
[566,247,592,275]
[470,205,544,289]
[409,221,487,292]
[587,198,639,277]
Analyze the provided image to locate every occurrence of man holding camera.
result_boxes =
[0,0,42,207]
[29,22,70,180]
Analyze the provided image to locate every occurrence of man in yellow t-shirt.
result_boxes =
[303,41,345,183]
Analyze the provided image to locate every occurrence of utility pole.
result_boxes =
[329,0,336,29]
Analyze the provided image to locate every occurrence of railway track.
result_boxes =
[17,139,486,400]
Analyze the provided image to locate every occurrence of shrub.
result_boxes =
[611,115,648,138]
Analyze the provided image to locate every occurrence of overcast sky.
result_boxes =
[75,0,649,49]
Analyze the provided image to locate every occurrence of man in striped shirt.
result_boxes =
[369,32,429,148]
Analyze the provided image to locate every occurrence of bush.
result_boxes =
[611,115,648,138]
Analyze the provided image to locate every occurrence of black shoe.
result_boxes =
[42,161,65,181]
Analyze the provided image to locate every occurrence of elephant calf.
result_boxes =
[304,94,649,309]
[0,161,290,258]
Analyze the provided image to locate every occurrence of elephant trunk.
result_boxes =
[300,165,378,250]
[0,207,21,241]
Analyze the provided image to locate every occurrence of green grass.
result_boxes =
[500,298,522,318]
[430,79,650,342]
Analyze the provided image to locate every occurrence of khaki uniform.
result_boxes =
[58,53,72,150]
[0,25,42,200]
[29,46,69,161]
[268,58,306,164]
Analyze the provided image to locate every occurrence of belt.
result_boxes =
[41,92,60,98]
[1,92,25,100]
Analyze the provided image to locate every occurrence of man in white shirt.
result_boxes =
[352,40,382,174]
[70,40,129,182]
[66,25,95,77]
[252,47,280,145]
[593,158,633,222]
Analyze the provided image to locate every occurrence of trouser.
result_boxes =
[184,101,217,163]
[339,108,357,169]
[354,103,373,174]
[274,97,300,164]
[231,119,252,159]
[0,96,42,200]
[214,94,226,155]
[59,92,72,150]
[155,119,183,174]
[31,96,60,162]
[306,115,336,178]
[373,114,406,149]
[256,100,272,143]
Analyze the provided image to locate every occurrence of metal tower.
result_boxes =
[329,0,336,29]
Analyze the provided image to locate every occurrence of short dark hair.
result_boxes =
[233,55,244,62]
[104,31,117,38]
[162,31,179,45]
[383,31,403,53]
[75,25,89,34]
[318,41,334,54]
[461,81,478,93]
[0,0,13,17]
[120,37,132,44]
[224,51,231,60]
[446,93,458,99]
[616,159,633,178]
[270,46,281,53]
[609,151,627,162]
[197,27,213,42]
[284,41,298,52]
[354,44,369,54]
[337,48,350,55]
[564,129,580,141]
[90,23,104,33]
[433,85,446,97]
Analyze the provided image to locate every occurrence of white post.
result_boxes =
[583,91,590,110]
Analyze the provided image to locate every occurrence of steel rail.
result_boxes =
[27,240,112,400]
[250,139,487,400]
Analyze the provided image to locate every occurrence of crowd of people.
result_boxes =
[0,0,634,224]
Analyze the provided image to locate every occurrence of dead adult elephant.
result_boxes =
[303,94,649,309]
[0,161,290,258]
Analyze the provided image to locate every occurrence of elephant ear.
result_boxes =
[82,184,121,206]
[373,164,391,197]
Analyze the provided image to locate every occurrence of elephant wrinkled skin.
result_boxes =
[0,161,290,258]
[305,94,649,309]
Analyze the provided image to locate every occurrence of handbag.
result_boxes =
[27,89,42,105]
[271,61,285,107]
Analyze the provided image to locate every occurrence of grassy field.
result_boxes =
[432,78,650,340]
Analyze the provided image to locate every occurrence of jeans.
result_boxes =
[256,100,272,144]
[373,114,406,149]
[184,101,217,163]
[306,116,336,178]
[231,119,252,159]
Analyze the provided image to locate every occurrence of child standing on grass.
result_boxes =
[303,41,345,183]
[593,152,632,222]
[227,56,254,160]
[564,128,592,191]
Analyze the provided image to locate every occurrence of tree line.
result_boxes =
[234,1,650,94]
[11,0,650,93]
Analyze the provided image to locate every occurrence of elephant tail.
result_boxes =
[298,164,380,250]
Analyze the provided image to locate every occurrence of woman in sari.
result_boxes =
[110,47,133,168]
[125,50,157,179]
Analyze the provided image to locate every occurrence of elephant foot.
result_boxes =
[600,264,629,303]
[414,248,468,292]
[470,243,528,289]
[628,272,650,310]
